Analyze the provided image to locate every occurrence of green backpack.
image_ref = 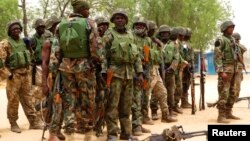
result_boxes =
[59,17,89,58]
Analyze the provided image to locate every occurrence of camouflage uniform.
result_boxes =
[214,21,240,123]
[57,12,98,135]
[181,28,194,108]
[101,8,143,140]
[232,33,247,99]
[0,21,42,133]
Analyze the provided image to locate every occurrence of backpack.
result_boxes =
[58,17,89,58]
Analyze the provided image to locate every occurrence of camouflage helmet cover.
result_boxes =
[232,32,241,40]
[185,27,192,36]
[71,0,90,13]
[220,20,235,32]
[110,8,128,23]
[33,18,46,29]
[170,27,179,37]
[133,16,147,28]
[176,26,186,36]
[95,16,109,26]
[7,20,23,36]
[158,25,171,33]
[45,16,61,30]
[147,20,157,30]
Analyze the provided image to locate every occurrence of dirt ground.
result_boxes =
[0,74,250,141]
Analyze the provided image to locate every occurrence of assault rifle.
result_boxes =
[207,96,250,109]
[190,65,196,115]
[141,125,207,141]
[199,51,206,110]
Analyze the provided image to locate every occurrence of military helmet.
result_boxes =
[133,16,147,28]
[158,25,171,33]
[170,27,179,37]
[185,28,192,37]
[7,20,23,36]
[95,16,109,26]
[232,32,241,40]
[147,20,157,30]
[110,8,128,24]
[33,18,46,29]
[220,21,235,32]
[45,16,61,30]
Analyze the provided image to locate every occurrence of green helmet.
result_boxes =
[220,21,235,32]
[185,27,192,37]
[176,26,186,36]
[7,20,22,36]
[232,32,241,40]
[95,16,109,26]
[45,16,61,30]
[147,20,157,30]
[110,8,128,24]
[170,27,179,37]
[159,25,171,33]
[33,18,46,29]
[133,16,147,29]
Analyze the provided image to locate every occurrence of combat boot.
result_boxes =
[142,117,154,125]
[217,110,230,123]
[181,97,192,108]
[48,134,60,141]
[225,108,240,120]
[10,121,21,133]
[28,116,43,130]
[132,126,143,136]
[161,110,178,123]
[141,126,151,133]
[57,130,65,140]
[151,111,159,120]
[173,106,183,114]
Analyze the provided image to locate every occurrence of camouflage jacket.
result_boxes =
[101,28,143,79]
[181,41,194,64]
[237,43,247,69]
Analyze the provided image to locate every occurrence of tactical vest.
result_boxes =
[33,34,44,64]
[150,43,161,64]
[220,36,235,64]
[59,17,89,58]
[163,41,176,64]
[110,29,139,63]
[6,37,31,70]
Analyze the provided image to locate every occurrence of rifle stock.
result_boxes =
[199,52,205,110]
[190,69,196,114]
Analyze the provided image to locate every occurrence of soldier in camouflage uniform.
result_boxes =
[149,24,171,118]
[101,8,143,141]
[56,0,98,140]
[180,28,194,108]
[0,20,42,133]
[232,32,247,99]
[42,16,66,141]
[214,21,241,123]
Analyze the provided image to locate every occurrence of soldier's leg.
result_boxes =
[173,70,183,114]
[181,68,192,108]
[153,75,177,123]
[105,77,123,140]
[141,82,153,122]
[165,72,176,116]
[119,79,133,140]
[234,69,243,99]
[149,75,159,120]
[19,73,43,129]
[6,73,21,133]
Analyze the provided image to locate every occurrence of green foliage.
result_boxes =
[0,0,21,40]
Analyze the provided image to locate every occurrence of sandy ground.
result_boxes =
[0,74,250,141]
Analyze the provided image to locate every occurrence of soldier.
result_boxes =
[150,24,171,118]
[0,20,42,133]
[101,8,143,141]
[131,16,152,136]
[232,32,247,99]
[214,21,240,123]
[56,0,98,140]
[42,16,65,141]
[181,28,194,108]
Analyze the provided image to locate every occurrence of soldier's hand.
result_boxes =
[219,72,228,83]
[42,84,49,96]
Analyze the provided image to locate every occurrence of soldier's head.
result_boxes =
[232,32,241,43]
[132,16,147,36]
[7,20,22,39]
[220,20,235,35]
[176,26,186,41]
[110,8,128,31]
[45,15,61,33]
[71,0,90,18]
[169,27,178,41]
[33,18,46,36]
[158,24,171,41]
[95,16,109,36]
[184,27,192,41]
[147,20,157,37]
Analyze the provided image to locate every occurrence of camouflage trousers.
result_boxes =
[6,72,38,123]
[235,68,243,99]
[149,74,169,114]
[182,68,191,100]
[105,77,133,137]
[174,69,183,107]
[60,70,96,134]
[132,78,143,128]
[217,72,237,110]
[165,72,176,109]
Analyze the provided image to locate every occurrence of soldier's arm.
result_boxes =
[0,40,11,80]
[100,30,113,74]
[214,39,224,73]
[87,19,99,61]
[170,43,180,71]
[41,40,51,96]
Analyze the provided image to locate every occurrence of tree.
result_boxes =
[0,0,21,40]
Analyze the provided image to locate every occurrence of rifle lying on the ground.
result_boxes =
[207,96,250,109]
[140,125,207,141]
